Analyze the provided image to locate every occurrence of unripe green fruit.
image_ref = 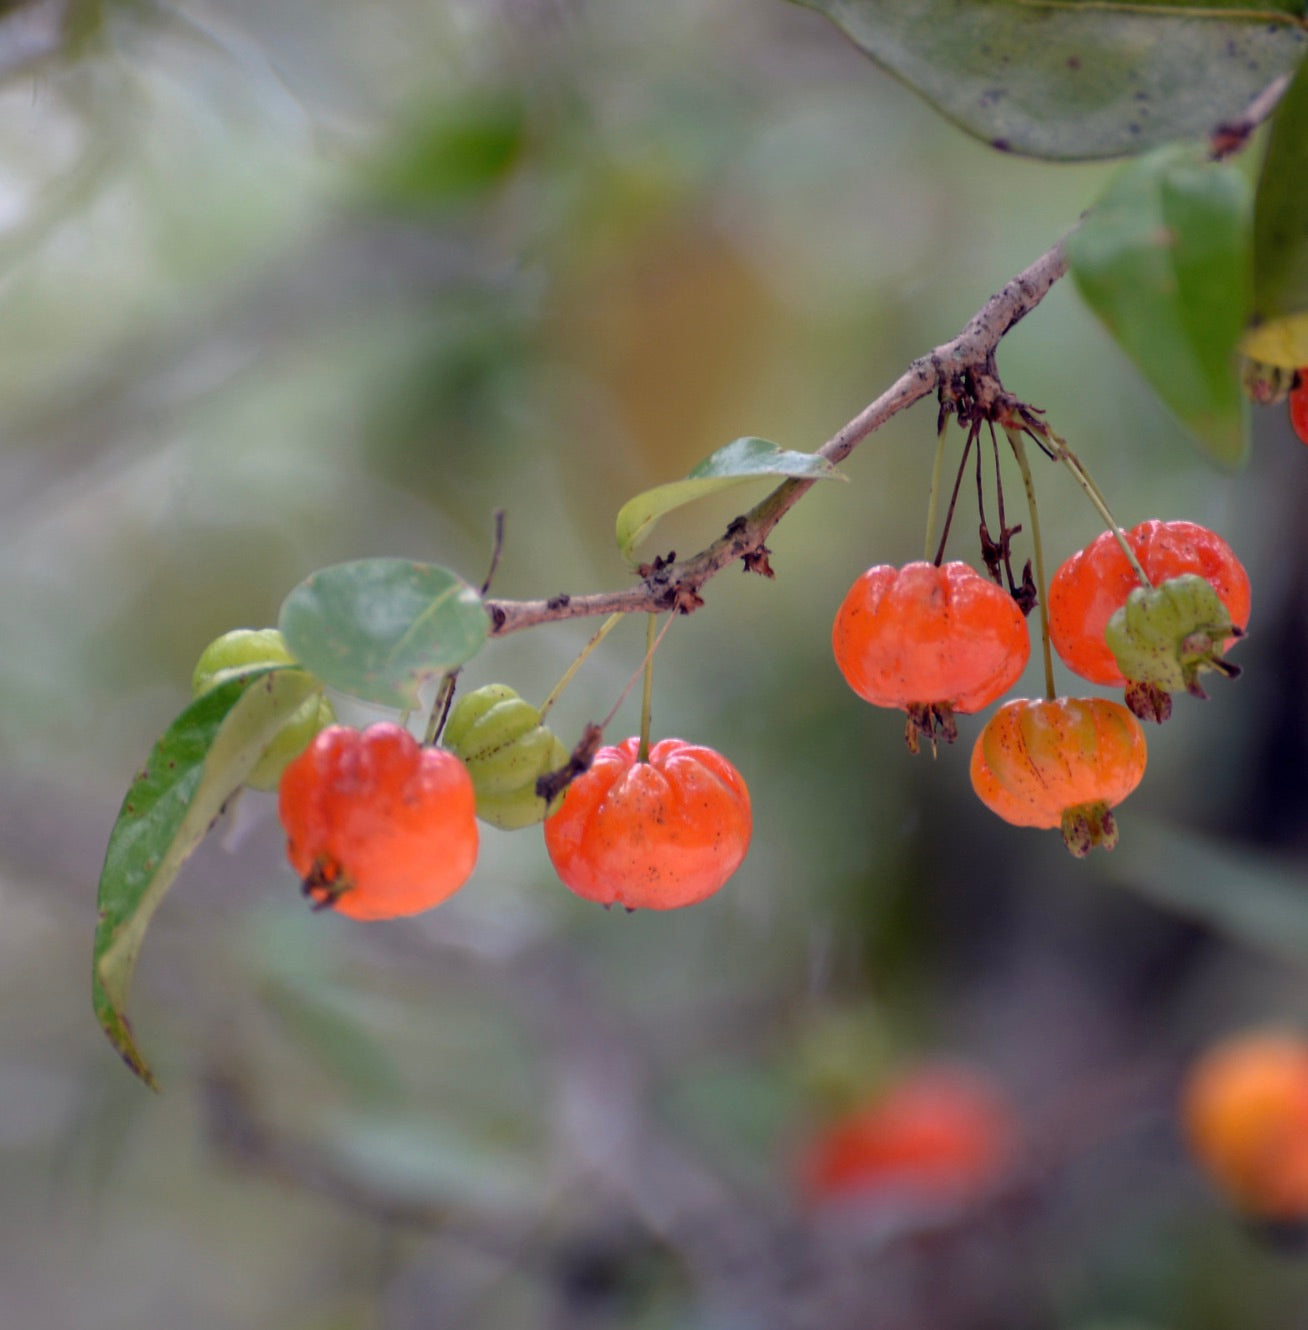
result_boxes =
[1105,574,1241,706]
[191,628,335,791]
[442,684,569,830]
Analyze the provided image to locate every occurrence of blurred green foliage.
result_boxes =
[5,2,1308,1328]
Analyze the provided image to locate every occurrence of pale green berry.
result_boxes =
[191,627,334,791]
[442,684,569,830]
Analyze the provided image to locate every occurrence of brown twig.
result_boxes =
[482,70,1288,639]
[485,240,1070,636]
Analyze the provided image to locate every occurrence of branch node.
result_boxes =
[672,583,705,614]
[741,546,776,579]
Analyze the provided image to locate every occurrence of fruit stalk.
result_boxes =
[1005,427,1055,701]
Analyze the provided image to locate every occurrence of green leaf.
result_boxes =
[1068,145,1251,467]
[1102,816,1308,964]
[93,667,320,1089]
[279,559,490,709]
[792,0,1307,161]
[615,437,845,562]
[1246,54,1308,368]
[358,91,525,212]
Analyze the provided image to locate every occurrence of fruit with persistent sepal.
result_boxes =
[832,561,1030,753]
[543,737,751,910]
[1048,521,1249,721]
[969,696,1147,857]
[278,722,478,920]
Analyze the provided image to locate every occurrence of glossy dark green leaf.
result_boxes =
[1246,54,1308,367]
[279,559,490,709]
[615,437,845,561]
[93,667,320,1089]
[1068,145,1251,466]
[792,0,1306,161]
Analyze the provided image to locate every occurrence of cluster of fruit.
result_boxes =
[193,630,753,921]
[190,514,1248,919]
[832,519,1250,856]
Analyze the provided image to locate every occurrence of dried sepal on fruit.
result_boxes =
[442,684,569,830]
[832,561,1030,754]
[1104,574,1242,720]
[278,723,478,920]
[1182,1030,1308,1221]
[1048,520,1250,719]
[969,697,1147,857]
[543,736,751,910]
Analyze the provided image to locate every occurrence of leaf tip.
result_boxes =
[99,1010,161,1092]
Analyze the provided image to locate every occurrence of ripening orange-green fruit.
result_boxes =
[1048,521,1250,695]
[278,723,478,920]
[1182,1030,1308,1221]
[832,561,1029,753]
[969,696,1147,857]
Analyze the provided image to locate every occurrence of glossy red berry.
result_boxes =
[278,723,478,921]
[832,561,1029,753]
[969,696,1147,856]
[1290,371,1308,445]
[1048,520,1250,689]
[543,737,751,910]
[799,1066,1017,1210]
[1183,1030,1308,1221]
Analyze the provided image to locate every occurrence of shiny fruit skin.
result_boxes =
[191,627,334,791]
[278,723,478,921]
[543,737,751,910]
[970,697,1147,854]
[1182,1031,1308,1221]
[1049,521,1250,687]
[832,561,1029,714]
[800,1066,1016,1209]
[1291,372,1308,444]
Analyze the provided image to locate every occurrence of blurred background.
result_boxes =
[6,0,1308,1326]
